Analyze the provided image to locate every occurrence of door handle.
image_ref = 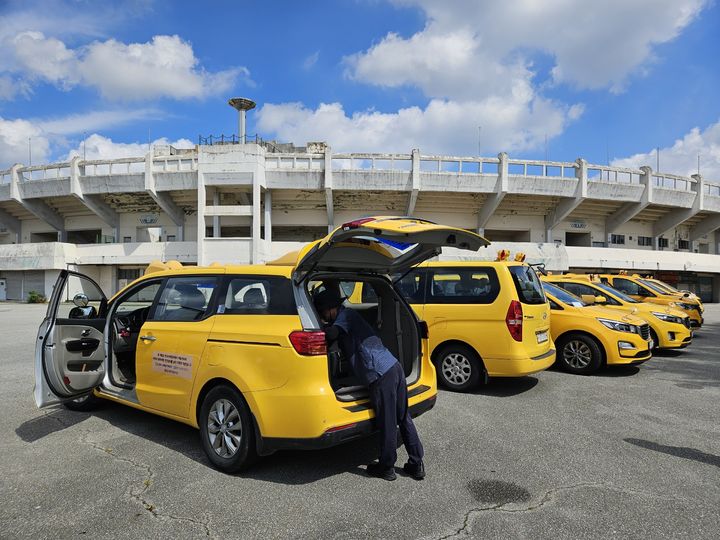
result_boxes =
[140,335,157,342]
[81,329,91,337]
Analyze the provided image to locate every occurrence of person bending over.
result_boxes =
[314,288,425,482]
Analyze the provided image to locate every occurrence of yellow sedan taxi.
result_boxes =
[599,273,704,329]
[544,274,692,350]
[34,216,487,472]
[542,282,652,374]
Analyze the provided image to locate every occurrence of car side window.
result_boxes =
[393,270,425,304]
[218,276,296,315]
[151,276,219,322]
[427,267,500,304]
[549,299,562,310]
[562,282,620,306]
[613,278,653,297]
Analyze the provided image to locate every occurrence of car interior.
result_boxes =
[309,275,421,402]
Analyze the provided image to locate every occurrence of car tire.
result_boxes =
[434,344,484,392]
[199,385,257,473]
[556,334,603,375]
[63,392,100,412]
[650,329,660,351]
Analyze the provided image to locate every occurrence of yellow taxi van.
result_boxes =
[348,252,555,391]
[543,274,692,350]
[542,282,651,374]
[598,273,704,329]
[34,217,487,472]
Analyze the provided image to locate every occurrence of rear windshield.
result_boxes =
[509,265,546,304]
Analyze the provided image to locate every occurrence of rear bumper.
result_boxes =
[259,392,436,454]
[485,348,555,377]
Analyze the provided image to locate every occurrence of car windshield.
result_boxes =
[594,282,639,303]
[508,265,546,304]
[651,279,679,293]
[543,282,585,307]
[639,279,673,295]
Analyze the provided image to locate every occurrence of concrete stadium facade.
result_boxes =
[1,141,720,302]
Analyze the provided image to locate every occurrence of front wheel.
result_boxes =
[557,334,603,375]
[199,385,257,473]
[434,344,484,392]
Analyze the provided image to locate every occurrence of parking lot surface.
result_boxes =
[1,303,719,539]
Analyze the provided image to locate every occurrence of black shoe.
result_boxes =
[403,461,425,480]
[366,462,397,481]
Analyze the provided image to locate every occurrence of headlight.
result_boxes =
[652,312,684,324]
[678,302,696,311]
[597,318,638,333]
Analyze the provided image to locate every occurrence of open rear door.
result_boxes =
[291,217,489,280]
[34,270,108,408]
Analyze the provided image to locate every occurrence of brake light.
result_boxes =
[506,300,523,342]
[325,423,358,433]
[341,217,374,230]
[289,330,327,355]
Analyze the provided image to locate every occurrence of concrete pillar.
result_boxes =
[477,152,508,234]
[324,146,334,233]
[544,157,587,243]
[407,148,420,215]
[264,188,272,244]
[251,165,261,264]
[145,151,185,241]
[606,165,653,243]
[11,163,66,238]
[212,189,220,238]
[196,168,206,266]
[70,156,119,241]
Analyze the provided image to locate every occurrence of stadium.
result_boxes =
[1,100,719,302]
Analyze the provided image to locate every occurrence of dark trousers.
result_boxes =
[369,362,424,468]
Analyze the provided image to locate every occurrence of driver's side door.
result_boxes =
[34,270,107,408]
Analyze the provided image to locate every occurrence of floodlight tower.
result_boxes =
[228,97,256,144]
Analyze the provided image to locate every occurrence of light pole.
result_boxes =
[229,97,256,144]
[478,125,482,156]
[28,137,32,166]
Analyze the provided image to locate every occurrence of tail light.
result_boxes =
[506,300,523,342]
[341,218,374,230]
[289,330,327,355]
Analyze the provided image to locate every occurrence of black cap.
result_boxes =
[313,288,344,311]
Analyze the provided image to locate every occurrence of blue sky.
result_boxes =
[1,0,719,179]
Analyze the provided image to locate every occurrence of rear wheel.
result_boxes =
[434,344,484,392]
[63,392,100,412]
[557,334,603,375]
[199,385,257,473]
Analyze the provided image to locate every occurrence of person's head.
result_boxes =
[313,288,343,323]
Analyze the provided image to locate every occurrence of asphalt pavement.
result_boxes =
[1,303,719,539]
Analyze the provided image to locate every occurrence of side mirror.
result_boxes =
[595,295,607,304]
[581,294,596,305]
[73,293,89,307]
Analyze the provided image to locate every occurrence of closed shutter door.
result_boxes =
[23,271,45,297]
[4,272,23,300]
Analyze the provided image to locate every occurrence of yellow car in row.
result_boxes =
[544,274,692,350]
[348,258,556,391]
[34,217,487,472]
[542,282,652,374]
[599,274,703,329]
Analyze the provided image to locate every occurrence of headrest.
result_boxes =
[243,288,265,306]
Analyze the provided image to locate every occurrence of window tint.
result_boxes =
[393,270,425,303]
[558,282,620,306]
[427,267,500,304]
[361,282,379,303]
[593,282,638,303]
[152,276,218,322]
[115,282,162,317]
[613,278,653,297]
[508,265,546,304]
[220,276,296,315]
[543,282,585,307]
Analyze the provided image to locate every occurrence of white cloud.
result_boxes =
[258,99,582,155]
[612,120,720,181]
[65,134,194,161]
[303,51,320,70]
[0,108,164,168]
[0,117,49,167]
[1,32,249,101]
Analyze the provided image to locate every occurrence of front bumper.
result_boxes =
[259,391,437,454]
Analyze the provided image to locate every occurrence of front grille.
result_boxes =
[639,324,650,341]
[683,317,690,329]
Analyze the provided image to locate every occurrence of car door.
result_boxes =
[34,270,107,408]
[134,274,221,418]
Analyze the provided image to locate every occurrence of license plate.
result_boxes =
[536,331,548,344]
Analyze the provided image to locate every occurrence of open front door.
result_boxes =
[34,270,108,408]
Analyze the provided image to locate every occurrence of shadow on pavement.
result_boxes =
[624,438,720,469]
[17,399,395,485]
[595,365,641,378]
[470,376,539,397]
[16,408,90,443]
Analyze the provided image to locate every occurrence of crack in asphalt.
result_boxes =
[433,482,687,540]
[43,411,213,537]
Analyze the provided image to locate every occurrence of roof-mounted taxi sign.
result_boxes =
[514,252,526,262]
[496,249,511,261]
[144,260,183,275]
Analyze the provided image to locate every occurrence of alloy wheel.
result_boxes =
[563,340,592,369]
[441,352,472,385]
[207,398,242,458]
